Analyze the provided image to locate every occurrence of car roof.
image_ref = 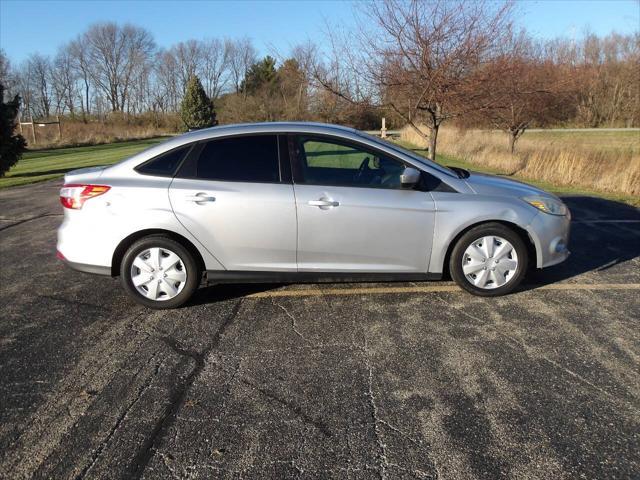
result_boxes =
[176,121,359,142]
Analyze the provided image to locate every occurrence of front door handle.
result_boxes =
[186,192,216,204]
[308,198,339,208]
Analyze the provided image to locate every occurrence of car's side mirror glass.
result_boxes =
[400,167,421,188]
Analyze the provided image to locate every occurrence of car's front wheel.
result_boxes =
[450,223,528,296]
[120,235,201,309]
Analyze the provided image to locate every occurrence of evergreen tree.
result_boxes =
[242,56,277,94]
[0,83,27,177]
[180,75,216,130]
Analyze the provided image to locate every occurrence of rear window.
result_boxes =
[196,135,280,183]
[136,145,190,176]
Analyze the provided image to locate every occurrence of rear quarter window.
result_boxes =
[135,145,191,177]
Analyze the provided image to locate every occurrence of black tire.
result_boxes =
[120,235,201,309]
[449,222,528,297]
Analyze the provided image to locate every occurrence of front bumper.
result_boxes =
[527,211,571,268]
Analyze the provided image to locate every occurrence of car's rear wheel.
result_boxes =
[450,223,528,296]
[120,235,200,309]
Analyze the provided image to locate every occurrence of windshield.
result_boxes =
[357,131,458,177]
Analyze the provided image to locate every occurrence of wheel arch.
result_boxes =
[441,220,538,279]
[111,229,206,277]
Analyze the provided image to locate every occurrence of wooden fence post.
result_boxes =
[30,116,37,144]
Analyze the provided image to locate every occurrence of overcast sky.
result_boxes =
[1,0,639,64]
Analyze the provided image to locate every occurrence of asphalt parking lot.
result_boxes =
[1,180,639,479]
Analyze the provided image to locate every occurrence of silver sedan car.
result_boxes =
[57,122,570,308]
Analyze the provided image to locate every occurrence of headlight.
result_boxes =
[523,195,568,216]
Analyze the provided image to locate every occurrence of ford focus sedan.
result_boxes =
[56,122,570,308]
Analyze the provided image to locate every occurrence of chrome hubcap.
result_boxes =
[130,247,187,301]
[462,236,518,289]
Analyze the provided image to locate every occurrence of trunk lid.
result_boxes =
[63,166,108,184]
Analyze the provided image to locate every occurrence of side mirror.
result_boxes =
[400,167,421,188]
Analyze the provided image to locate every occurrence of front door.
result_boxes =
[291,136,436,272]
[169,134,297,271]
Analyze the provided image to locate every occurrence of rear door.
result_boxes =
[291,135,436,272]
[169,135,297,271]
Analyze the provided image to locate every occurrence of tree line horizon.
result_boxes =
[0,0,638,159]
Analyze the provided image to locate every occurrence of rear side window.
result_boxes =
[196,135,280,183]
[136,145,190,176]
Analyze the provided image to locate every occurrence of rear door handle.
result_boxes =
[186,192,216,203]
[308,199,339,208]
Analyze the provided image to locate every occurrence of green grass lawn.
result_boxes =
[0,138,166,188]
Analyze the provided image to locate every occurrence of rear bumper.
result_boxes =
[57,250,111,276]
[56,213,116,270]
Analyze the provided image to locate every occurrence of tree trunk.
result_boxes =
[509,127,526,154]
[429,124,439,162]
[509,131,517,154]
[84,79,90,121]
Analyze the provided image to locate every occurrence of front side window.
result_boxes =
[196,135,280,183]
[295,137,407,189]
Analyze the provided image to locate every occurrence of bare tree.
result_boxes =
[68,38,93,119]
[226,37,256,94]
[125,58,152,114]
[277,58,308,119]
[573,32,640,127]
[13,65,32,119]
[200,38,229,100]
[0,50,9,83]
[155,49,180,112]
[27,53,52,118]
[154,38,230,112]
[83,22,155,112]
[51,46,80,116]
[170,40,203,90]
[316,0,512,160]
[0,49,16,98]
[477,30,567,153]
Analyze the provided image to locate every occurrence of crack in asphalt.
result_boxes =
[0,213,62,232]
[359,339,439,480]
[270,297,311,344]
[377,417,424,447]
[74,355,163,480]
[239,378,332,437]
[158,452,181,480]
[215,357,243,413]
[365,363,389,480]
[128,299,243,479]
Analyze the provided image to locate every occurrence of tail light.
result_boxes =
[60,184,111,209]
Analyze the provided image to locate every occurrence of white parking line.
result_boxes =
[248,283,640,298]
[574,220,640,224]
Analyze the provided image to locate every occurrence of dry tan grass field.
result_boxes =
[401,126,640,198]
